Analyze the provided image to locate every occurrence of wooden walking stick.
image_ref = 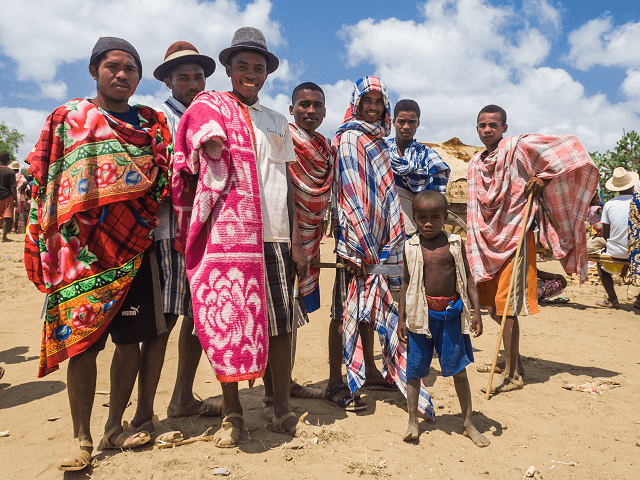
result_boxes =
[486,191,534,399]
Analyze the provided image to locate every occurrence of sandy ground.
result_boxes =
[1,232,639,480]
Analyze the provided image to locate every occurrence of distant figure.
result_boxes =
[596,167,640,309]
[0,152,17,241]
[398,190,488,447]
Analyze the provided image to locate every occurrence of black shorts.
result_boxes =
[87,248,175,352]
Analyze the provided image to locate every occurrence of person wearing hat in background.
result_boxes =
[0,152,17,241]
[23,37,179,471]
[217,27,312,442]
[149,41,223,420]
[596,167,640,309]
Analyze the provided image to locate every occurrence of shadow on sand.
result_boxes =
[0,380,66,409]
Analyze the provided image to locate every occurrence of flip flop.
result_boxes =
[167,398,222,418]
[212,414,244,448]
[102,425,150,449]
[325,383,367,412]
[595,299,620,309]
[124,415,183,445]
[57,439,92,471]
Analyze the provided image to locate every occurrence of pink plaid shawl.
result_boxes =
[467,134,599,284]
[172,91,267,383]
[288,122,334,297]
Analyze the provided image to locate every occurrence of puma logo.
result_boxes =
[121,305,141,317]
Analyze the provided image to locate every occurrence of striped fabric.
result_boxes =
[387,139,450,194]
[467,134,599,285]
[288,123,334,300]
[333,76,435,420]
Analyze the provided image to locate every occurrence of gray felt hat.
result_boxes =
[90,37,143,76]
[218,27,279,74]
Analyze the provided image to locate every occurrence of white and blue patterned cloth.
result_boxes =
[386,138,450,194]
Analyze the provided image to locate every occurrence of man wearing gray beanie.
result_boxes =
[24,36,181,471]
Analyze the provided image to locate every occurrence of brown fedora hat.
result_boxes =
[218,27,279,74]
[153,41,216,81]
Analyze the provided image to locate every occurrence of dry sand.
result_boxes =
[1,233,639,480]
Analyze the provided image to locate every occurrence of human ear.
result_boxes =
[89,65,97,81]
[289,105,294,115]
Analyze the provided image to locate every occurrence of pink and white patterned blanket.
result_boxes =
[172,91,268,383]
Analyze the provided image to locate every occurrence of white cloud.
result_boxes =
[39,81,68,101]
[0,0,287,98]
[329,0,638,152]
[565,15,640,70]
[0,106,50,161]
[621,68,640,99]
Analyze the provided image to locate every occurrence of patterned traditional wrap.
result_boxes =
[288,122,334,298]
[24,99,171,377]
[333,76,435,420]
[172,91,267,383]
[629,194,640,284]
[387,138,450,194]
[467,135,599,285]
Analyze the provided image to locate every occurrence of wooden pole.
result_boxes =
[486,191,534,400]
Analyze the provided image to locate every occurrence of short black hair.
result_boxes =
[477,104,507,125]
[292,82,325,104]
[0,151,10,166]
[89,51,108,73]
[413,190,448,214]
[394,99,420,119]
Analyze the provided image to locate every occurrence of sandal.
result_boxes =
[102,425,150,449]
[325,383,367,412]
[57,439,92,471]
[212,414,244,448]
[264,408,322,438]
[124,415,183,445]
[167,398,222,418]
[596,299,620,309]
[290,381,324,399]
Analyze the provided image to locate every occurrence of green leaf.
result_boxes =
[87,295,100,303]
[76,246,98,267]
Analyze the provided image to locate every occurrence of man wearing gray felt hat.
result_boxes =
[219,26,279,74]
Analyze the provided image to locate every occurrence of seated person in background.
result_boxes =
[596,167,640,309]
[537,269,567,301]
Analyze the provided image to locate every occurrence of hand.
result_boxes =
[346,259,366,278]
[472,313,483,338]
[524,177,549,198]
[398,318,408,343]
[290,242,309,280]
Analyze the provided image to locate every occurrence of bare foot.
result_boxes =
[403,423,420,442]
[463,424,490,447]
[481,373,524,394]
[363,369,389,387]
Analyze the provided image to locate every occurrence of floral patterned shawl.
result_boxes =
[24,98,170,377]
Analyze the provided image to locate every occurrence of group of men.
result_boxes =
[21,27,599,472]
[0,153,29,241]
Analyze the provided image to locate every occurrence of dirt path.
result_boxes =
[1,234,638,479]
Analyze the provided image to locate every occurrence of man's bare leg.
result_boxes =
[360,323,388,386]
[327,317,344,390]
[104,344,141,440]
[597,264,620,306]
[454,369,489,447]
[220,381,243,430]
[403,378,420,441]
[2,218,12,241]
[130,329,171,428]
[168,316,205,412]
[266,333,297,431]
[67,350,99,452]
[485,313,523,393]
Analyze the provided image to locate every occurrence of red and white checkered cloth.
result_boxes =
[467,134,599,284]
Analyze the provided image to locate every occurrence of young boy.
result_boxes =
[398,190,489,447]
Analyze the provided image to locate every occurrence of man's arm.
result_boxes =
[602,223,610,241]
[286,167,308,280]
[461,242,483,337]
[524,176,551,198]
[398,250,410,343]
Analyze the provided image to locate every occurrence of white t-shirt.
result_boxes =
[601,194,632,259]
[155,97,186,240]
[247,99,296,243]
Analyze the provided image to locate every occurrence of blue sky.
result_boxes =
[1,0,640,161]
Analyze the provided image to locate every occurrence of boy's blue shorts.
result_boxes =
[406,298,474,380]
